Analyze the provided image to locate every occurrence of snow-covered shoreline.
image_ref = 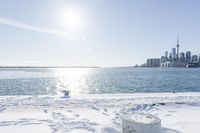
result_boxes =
[0,93,200,133]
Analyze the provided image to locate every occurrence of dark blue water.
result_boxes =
[0,67,200,95]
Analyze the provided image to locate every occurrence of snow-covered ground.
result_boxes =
[0,93,200,133]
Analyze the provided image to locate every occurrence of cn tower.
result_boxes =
[176,36,180,59]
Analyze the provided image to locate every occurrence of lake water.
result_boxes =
[0,67,200,96]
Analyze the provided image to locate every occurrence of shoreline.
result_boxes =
[1,91,200,98]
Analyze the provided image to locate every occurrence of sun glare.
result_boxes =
[54,68,91,95]
[60,8,83,31]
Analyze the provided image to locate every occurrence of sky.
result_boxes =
[0,0,200,67]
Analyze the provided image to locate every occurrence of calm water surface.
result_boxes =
[0,67,200,96]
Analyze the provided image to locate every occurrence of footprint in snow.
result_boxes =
[44,109,48,113]
[168,110,177,113]
[104,108,108,112]
[91,106,100,111]
[102,112,109,116]
[165,114,172,116]
[75,114,80,117]
[67,110,73,112]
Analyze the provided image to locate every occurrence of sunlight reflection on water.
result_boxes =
[53,68,93,95]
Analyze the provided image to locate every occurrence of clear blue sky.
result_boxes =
[0,0,200,67]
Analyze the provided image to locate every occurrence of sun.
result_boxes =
[60,8,83,31]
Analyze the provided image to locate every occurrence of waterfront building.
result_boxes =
[161,56,168,63]
[192,55,198,63]
[199,54,200,63]
[186,51,192,63]
[161,61,172,67]
[171,61,185,67]
[160,56,168,67]
[147,58,160,67]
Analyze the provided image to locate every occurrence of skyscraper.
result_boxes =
[180,52,185,63]
[186,51,191,63]
[192,55,198,63]
[176,37,180,59]
[172,48,176,59]
[165,51,168,58]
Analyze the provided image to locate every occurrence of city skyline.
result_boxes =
[1,0,200,67]
[146,37,200,68]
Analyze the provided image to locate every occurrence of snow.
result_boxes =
[130,114,157,123]
[0,93,200,133]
